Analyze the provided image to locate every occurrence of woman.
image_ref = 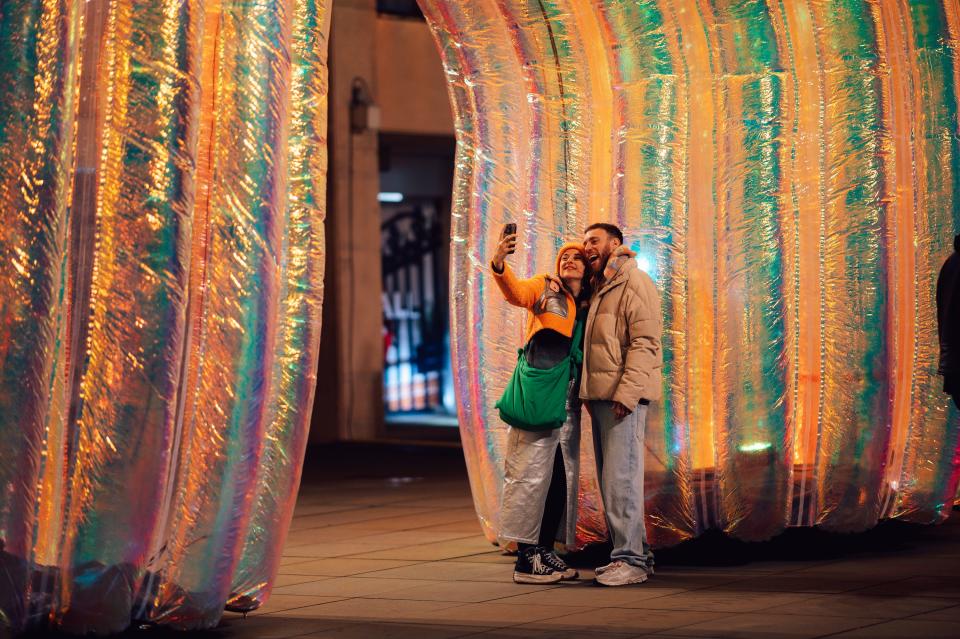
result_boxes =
[490,230,591,584]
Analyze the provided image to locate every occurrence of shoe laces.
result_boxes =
[541,549,568,571]
[530,552,552,575]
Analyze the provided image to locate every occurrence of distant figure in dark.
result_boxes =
[938,234,960,410]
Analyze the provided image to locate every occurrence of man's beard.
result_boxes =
[590,251,611,286]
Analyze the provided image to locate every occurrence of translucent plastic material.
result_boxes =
[420,0,960,551]
[0,1,330,634]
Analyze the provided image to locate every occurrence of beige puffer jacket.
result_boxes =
[579,256,663,406]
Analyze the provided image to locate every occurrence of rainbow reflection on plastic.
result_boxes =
[0,0,329,634]
[420,0,960,551]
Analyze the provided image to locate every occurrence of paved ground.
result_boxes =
[212,443,960,639]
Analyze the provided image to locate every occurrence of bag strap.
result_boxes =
[570,310,587,357]
[567,314,585,380]
[569,312,585,358]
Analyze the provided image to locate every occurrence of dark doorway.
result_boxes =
[376,0,424,19]
[379,134,457,431]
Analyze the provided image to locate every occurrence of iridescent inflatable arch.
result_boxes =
[0,0,329,634]
[420,0,960,551]
[3,0,960,635]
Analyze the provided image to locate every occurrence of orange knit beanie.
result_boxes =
[555,242,587,276]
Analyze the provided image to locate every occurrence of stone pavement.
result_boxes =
[215,443,960,639]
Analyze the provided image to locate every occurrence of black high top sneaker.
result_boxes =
[513,546,562,584]
[541,548,579,580]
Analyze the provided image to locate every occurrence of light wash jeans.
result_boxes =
[590,400,654,569]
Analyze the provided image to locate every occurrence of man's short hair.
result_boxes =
[584,222,624,244]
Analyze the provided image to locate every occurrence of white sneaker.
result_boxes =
[596,560,653,577]
[594,561,648,586]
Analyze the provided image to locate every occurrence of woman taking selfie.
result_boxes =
[490,226,591,584]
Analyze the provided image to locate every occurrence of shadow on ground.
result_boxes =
[567,512,960,570]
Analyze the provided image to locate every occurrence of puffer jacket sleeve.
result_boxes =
[612,270,663,407]
[491,262,545,309]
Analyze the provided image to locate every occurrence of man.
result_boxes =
[938,234,960,410]
[581,223,662,586]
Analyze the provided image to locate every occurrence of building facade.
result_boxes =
[311,0,456,442]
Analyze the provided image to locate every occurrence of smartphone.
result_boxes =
[502,223,517,254]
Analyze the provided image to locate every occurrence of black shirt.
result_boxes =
[523,310,586,402]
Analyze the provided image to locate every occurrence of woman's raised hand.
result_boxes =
[492,233,518,271]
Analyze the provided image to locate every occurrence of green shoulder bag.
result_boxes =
[495,316,584,431]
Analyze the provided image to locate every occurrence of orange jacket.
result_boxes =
[491,262,577,343]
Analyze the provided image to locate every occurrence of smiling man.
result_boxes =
[580,223,662,586]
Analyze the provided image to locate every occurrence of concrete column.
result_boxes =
[312,0,384,442]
